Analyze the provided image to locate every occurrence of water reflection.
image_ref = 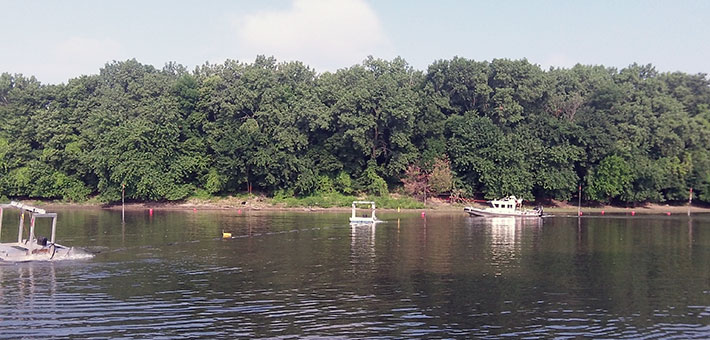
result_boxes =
[0,262,59,336]
[350,223,376,267]
[484,217,543,276]
[0,210,708,338]
[489,217,518,246]
[689,216,694,251]
[0,263,58,301]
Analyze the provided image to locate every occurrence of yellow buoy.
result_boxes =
[222,232,232,239]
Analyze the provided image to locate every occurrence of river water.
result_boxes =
[0,208,708,339]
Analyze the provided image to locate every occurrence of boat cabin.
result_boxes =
[490,198,518,210]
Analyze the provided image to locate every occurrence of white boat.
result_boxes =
[0,201,84,262]
[349,201,382,224]
[464,196,542,217]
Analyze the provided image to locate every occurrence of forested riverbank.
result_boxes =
[1,56,709,205]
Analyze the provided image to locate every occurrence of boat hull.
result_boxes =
[0,242,76,262]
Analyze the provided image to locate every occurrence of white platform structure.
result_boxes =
[349,201,382,224]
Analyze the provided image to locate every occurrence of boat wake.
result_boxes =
[50,248,95,261]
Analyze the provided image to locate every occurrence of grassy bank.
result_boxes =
[11,193,710,215]
[29,193,426,210]
[270,193,425,209]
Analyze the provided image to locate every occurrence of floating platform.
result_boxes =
[349,201,382,225]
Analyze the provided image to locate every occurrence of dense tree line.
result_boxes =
[1,56,709,204]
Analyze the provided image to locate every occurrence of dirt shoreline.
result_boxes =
[23,198,710,215]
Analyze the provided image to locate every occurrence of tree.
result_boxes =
[323,57,419,183]
[1,57,710,206]
[401,164,428,202]
[429,156,453,195]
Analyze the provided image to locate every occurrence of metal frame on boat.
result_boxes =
[464,196,543,217]
[0,201,75,261]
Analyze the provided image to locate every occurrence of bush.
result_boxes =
[191,188,212,200]
[359,167,388,196]
[317,175,335,194]
[335,171,353,194]
[429,156,453,195]
[295,168,319,196]
[204,169,224,194]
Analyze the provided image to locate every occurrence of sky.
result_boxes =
[1,0,708,84]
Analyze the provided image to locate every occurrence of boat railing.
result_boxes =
[6,201,46,214]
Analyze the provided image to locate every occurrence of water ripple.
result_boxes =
[1,213,709,339]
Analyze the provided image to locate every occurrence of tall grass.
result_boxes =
[369,195,424,209]
[270,193,425,209]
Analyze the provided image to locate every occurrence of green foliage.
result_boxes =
[270,192,424,209]
[191,188,212,200]
[269,192,424,209]
[370,195,425,209]
[2,166,32,196]
[272,189,295,200]
[689,150,710,202]
[317,175,335,194]
[0,137,8,172]
[586,155,633,203]
[0,57,709,205]
[50,172,92,201]
[358,166,389,196]
[334,171,353,194]
[271,192,357,208]
[429,156,453,195]
[0,161,89,201]
[204,168,224,194]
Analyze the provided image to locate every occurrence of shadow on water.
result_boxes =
[0,209,708,338]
